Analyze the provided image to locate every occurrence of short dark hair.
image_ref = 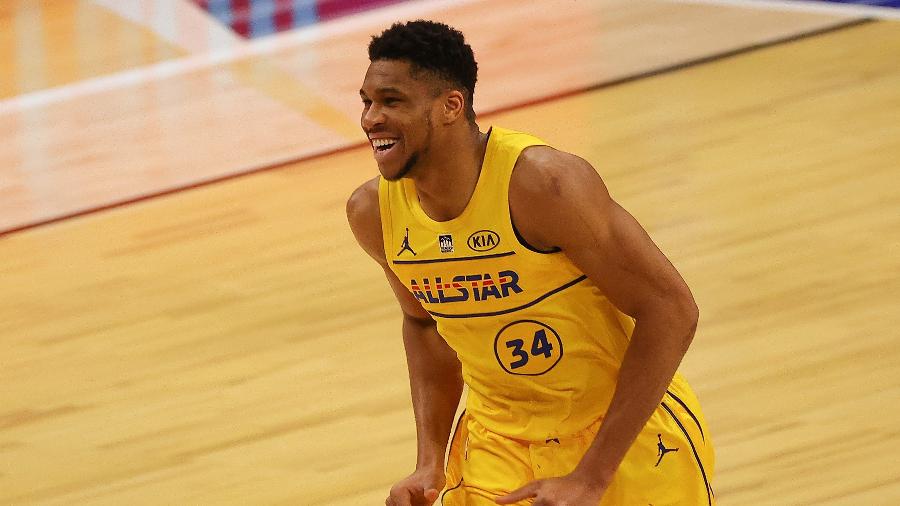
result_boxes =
[368,20,478,121]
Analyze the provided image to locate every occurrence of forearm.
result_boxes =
[403,316,464,472]
[573,307,697,485]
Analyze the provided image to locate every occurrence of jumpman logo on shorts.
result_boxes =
[397,227,416,256]
[655,434,679,467]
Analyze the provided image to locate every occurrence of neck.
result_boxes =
[411,124,488,222]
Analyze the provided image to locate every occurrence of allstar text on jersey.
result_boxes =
[410,270,523,304]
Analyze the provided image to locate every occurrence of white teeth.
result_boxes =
[372,138,397,148]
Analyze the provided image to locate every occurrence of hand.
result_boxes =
[495,472,607,506]
[385,467,446,506]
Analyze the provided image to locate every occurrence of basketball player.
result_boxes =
[346,20,715,506]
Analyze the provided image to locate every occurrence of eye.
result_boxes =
[361,98,372,106]
[383,97,400,106]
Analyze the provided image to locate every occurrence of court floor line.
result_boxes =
[0,17,872,240]
[671,0,900,20]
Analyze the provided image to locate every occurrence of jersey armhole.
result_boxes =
[377,176,395,264]
[511,216,562,254]
[507,144,562,255]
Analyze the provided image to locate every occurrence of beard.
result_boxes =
[384,114,432,181]
[384,152,418,181]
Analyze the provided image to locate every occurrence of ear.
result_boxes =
[441,90,466,124]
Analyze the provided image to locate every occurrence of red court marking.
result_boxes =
[317,0,408,21]
[274,0,294,31]
[231,0,251,37]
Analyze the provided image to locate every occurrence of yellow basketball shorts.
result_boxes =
[440,378,715,505]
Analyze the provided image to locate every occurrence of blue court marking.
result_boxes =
[206,0,233,27]
[291,0,319,30]
[250,1,276,37]
[244,0,319,37]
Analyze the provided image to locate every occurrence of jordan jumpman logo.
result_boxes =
[655,434,679,467]
[397,227,416,256]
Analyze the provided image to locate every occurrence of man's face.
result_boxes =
[359,59,438,181]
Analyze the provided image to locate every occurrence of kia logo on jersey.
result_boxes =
[467,230,500,252]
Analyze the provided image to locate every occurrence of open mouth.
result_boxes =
[371,138,399,161]
[372,138,398,151]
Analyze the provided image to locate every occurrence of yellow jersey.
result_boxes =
[379,127,639,441]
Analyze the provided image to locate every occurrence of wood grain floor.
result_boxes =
[1,3,898,506]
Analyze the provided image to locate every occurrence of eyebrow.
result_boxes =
[359,87,407,97]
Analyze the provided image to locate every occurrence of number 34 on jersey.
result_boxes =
[493,320,564,376]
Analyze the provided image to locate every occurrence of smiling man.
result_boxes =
[346,20,715,506]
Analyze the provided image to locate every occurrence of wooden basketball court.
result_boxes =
[1,1,898,504]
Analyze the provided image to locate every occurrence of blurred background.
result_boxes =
[1,0,898,504]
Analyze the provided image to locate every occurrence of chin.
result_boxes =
[381,157,416,181]
[378,164,402,181]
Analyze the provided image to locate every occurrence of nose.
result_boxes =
[361,103,385,132]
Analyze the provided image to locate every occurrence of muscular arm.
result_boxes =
[509,148,699,487]
[346,178,464,478]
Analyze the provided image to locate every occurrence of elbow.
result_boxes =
[631,288,699,350]
[681,289,699,326]
[679,294,699,349]
[650,288,698,350]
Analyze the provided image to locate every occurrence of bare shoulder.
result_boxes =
[511,145,608,197]
[509,145,613,250]
[346,176,386,265]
